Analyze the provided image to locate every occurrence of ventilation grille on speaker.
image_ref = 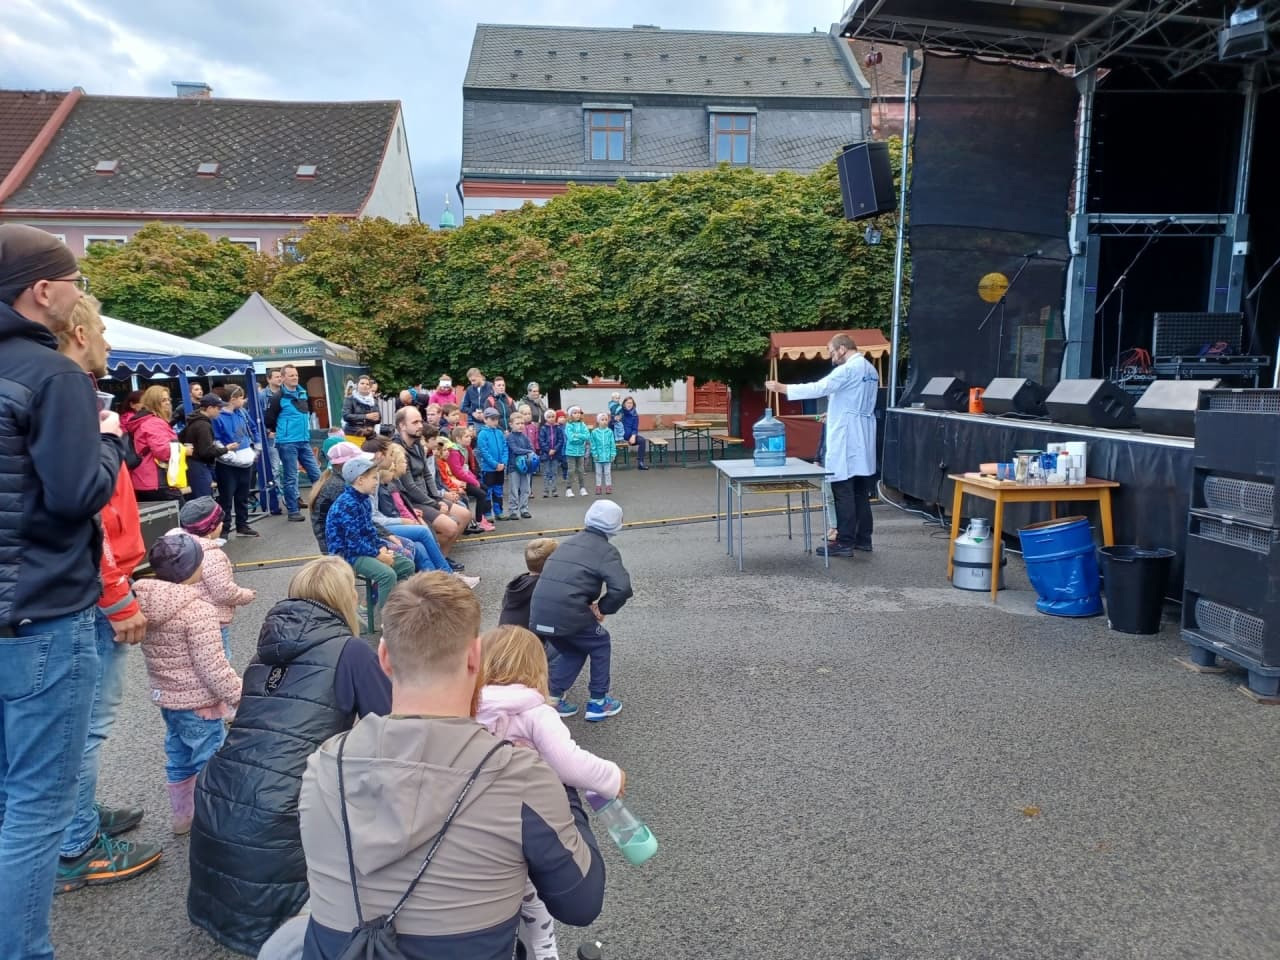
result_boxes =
[1192,515,1278,554]
[1203,476,1276,523]
[1194,597,1265,657]
[1203,390,1280,415]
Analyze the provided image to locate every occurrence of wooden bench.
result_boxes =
[356,575,378,634]
[647,436,669,466]
[710,435,746,459]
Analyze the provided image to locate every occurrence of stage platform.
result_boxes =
[882,407,1194,593]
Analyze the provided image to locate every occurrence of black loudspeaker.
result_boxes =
[836,142,895,221]
[1134,379,1220,437]
[921,376,969,411]
[982,377,1048,417]
[1045,379,1137,429]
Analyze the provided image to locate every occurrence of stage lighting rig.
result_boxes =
[1219,3,1271,62]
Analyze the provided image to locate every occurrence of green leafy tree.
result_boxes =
[80,223,274,339]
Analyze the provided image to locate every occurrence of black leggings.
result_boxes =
[464,481,491,515]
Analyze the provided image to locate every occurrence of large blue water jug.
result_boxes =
[753,409,787,467]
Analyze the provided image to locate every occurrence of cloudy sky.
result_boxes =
[0,0,852,227]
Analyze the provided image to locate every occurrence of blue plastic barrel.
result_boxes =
[752,409,787,467]
[1017,516,1103,617]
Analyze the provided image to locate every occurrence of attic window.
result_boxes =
[659,52,669,60]
[513,48,522,55]
[734,54,744,62]
[580,51,588,58]
[295,164,318,179]
[196,161,219,176]
[94,159,118,175]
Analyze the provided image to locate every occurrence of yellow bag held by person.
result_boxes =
[167,441,188,490]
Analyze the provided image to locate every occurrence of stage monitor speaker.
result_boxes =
[921,376,969,411]
[1134,379,1220,437]
[1045,379,1137,429]
[982,377,1048,417]
[836,142,895,221]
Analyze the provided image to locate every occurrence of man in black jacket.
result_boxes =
[529,500,632,723]
[392,406,470,563]
[0,225,125,960]
[180,394,227,498]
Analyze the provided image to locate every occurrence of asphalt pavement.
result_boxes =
[50,463,1280,960]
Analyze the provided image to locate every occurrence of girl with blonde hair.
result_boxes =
[475,625,626,960]
[187,556,390,955]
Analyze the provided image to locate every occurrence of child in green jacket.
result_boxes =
[588,412,617,496]
[563,406,591,498]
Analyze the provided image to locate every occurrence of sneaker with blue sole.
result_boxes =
[553,697,579,718]
[584,696,622,721]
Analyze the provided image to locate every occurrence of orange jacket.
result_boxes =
[99,467,144,622]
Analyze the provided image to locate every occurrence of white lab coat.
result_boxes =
[787,353,879,481]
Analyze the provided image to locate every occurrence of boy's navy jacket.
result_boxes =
[537,423,565,458]
[529,529,632,638]
[0,302,123,626]
[505,427,534,470]
[476,425,508,473]
[460,381,495,423]
[498,572,538,628]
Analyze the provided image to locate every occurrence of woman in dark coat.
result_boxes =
[186,557,391,955]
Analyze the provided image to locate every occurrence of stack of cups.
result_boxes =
[1065,441,1086,485]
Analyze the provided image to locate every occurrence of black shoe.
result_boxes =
[95,803,143,836]
[853,544,873,553]
[448,559,466,572]
[287,513,305,522]
[237,527,261,538]
[814,544,855,558]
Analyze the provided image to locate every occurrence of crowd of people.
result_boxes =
[0,224,643,960]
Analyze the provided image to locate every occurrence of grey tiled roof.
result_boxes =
[3,96,399,216]
[465,24,864,98]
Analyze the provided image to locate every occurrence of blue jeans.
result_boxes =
[542,457,560,494]
[546,623,611,700]
[276,441,322,514]
[161,708,227,783]
[0,605,98,960]
[384,523,449,572]
[59,611,129,858]
[264,436,283,513]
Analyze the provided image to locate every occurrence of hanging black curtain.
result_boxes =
[904,56,1077,397]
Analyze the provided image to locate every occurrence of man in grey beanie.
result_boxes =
[0,225,128,959]
[529,500,632,722]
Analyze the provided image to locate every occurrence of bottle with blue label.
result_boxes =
[584,791,658,865]
[752,408,787,467]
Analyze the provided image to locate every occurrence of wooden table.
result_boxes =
[946,474,1119,602]
[673,420,715,465]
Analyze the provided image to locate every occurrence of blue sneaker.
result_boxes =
[553,697,579,718]
[584,696,622,722]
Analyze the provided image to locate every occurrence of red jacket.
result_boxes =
[100,467,144,622]
[124,410,178,492]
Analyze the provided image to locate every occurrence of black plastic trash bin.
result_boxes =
[1099,546,1175,635]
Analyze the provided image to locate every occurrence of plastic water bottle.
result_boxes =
[584,792,659,865]
[752,408,787,467]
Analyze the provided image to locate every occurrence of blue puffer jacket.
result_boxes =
[275,385,311,444]
[0,303,123,625]
[537,423,565,459]
[476,425,509,473]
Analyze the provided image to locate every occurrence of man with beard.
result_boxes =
[392,406,471,564]
[0,225,126,960]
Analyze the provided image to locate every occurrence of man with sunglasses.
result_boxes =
[0,225,126,960]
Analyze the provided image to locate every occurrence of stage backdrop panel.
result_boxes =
[905,56,1077,397]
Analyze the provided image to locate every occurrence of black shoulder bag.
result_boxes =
[333,732,509,960]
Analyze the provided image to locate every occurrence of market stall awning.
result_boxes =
[103,314,254,378]
[199,292,360,365]
[768,329,891,361]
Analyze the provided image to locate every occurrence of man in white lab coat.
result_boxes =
[766,333,879,558]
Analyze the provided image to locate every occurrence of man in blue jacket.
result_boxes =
[0,225,126,960]
[275,364,323,522]
[459,367,495,428]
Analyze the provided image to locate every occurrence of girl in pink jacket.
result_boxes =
[476,625,625,960]
[174,497,255,658]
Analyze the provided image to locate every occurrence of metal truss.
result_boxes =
[1086,213,1230,237]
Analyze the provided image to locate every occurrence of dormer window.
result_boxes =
[196,162,219,177]
[94,160,118,175]
[295,164,318,179]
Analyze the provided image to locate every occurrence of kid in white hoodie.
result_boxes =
[475,625,625,960]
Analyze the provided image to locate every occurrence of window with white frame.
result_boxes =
[711,113,753,165]
[84,235,127,252]
[227,237,260,252]
[278,238,301,260]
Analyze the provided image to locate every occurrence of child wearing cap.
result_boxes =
[177,497,256,660]
[589,412,618,496]
[528,501,632,722]
[324,456,414,616]
[134,533,243,834]
[476,407,510,520]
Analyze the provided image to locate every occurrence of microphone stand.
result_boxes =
[1096,222,1168,378]
[978,251,1037,378]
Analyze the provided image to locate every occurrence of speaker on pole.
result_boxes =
[982,378,1048,416]
[1045,379,1137,429]
[1134,379,1220,437]
[836,142,896,221]
[921,376,969,412]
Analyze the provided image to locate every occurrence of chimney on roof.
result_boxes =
[173,81,212,99]
[632,24,660,30]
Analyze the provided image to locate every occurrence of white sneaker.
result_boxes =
[455,573,481,589]
[580,487,589,496]
[565,489,574,498]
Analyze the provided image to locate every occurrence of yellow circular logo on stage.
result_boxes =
[978,272,1010,303]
